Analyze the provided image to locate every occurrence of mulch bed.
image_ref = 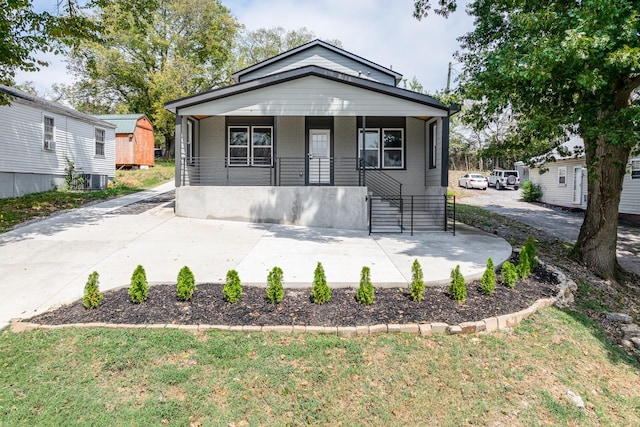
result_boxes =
[27,259,559,327]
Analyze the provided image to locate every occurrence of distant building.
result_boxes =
[96,114,155,168]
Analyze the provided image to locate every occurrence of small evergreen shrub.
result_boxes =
[83,271,103,309]
[311,262,331,304]
[524,235,538,270]
[356,266,375,305]
[176,266,196,301]
[410,259,425,302]
[449,265,466,303]
[128,264,149,303]
[501,261,518,288]
[266,266,285,304]
[521,181,543,202]
[224,270,243,303]
[518,249,531,280]
[480,258,496,295]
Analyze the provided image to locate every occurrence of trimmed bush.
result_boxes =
[501,261,518,288]
[266,266,285,304]
[83,271,103,309]
[518,249,531,280]
[521,181,543,202]
[449,265,466,303]
[224,270,243,303]
[176,266,196,301]
[480,258,496,295]
[356,266,375,305]
[128,265,149,303]
[311,262,331,304]
[524,235,538,270]
[410,259,425,302]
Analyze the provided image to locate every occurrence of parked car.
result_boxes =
[488,169,521,190]
[458,173,488,190]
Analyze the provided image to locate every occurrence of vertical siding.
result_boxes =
[333,116,356,159]
[133,117,155,166]
[276,116,304,158]
[116,135,134,166]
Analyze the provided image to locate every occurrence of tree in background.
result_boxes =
[414,0,640,279]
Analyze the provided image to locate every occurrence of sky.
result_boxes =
[16,0,474,96]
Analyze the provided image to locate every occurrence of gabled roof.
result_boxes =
[231,39,403,85]
[165,65,448,115]
[95,114,149,134]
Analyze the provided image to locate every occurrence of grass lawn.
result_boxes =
[1,309,638,426]
[0,160,174,234]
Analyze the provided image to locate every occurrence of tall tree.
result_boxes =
[65,0,239,154]
[415,0,640,279]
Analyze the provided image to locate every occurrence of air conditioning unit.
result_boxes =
[44,140,54,150]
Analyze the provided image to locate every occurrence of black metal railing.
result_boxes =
[276,157,362,186]
[369,194,456,235]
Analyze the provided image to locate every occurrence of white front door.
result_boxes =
[573,166,583,204]
[308,129,331,184]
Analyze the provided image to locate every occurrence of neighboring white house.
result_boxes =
[529,137,640,222]
[164,40,457,232]
[0,85,116,198]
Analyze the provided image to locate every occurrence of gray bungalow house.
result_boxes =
[165,40,456,231]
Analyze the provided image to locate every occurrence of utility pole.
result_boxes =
[446,62,452,94]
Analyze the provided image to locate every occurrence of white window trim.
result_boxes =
[630,158,640,180]
[358,128,381,169]
[358,127,405,169]
[186,120,194,165]
[558,166,567,186]
[227,125,273,167]
[382,128,405,169]
[95,127,105,157]
[43,115,55,151]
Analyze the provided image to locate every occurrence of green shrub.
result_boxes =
[524,235,538,270]
[356,266,375,305]
[176,266,196,301]
[449,265,466,303]
[501,261,518,288]
[128,265,149,303]
[266,266,284,304]
[311,262,331,304]
[224,270,243,303]
[83,271,103,309]
[521,181,543,202]
[410,259,425,302]
[518,249,531,280]
[480,258,496,295]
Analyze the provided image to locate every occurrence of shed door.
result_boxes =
[308,129,331,184]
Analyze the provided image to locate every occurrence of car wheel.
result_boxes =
[496,182,502,190]
[482,187,487,191]
[514,186,519,191]
[465,182,469,189]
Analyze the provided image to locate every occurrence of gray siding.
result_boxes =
[238,45,396,86]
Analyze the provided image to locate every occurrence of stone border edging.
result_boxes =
[9,261,577,337]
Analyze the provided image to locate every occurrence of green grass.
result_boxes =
[0,160,174,234]
[1,308,639,426]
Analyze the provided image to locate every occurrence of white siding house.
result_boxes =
[165,40,457,232]
[0,85,116,198]
[529,139,640,222]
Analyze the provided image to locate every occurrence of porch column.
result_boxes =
[174,114,183,187]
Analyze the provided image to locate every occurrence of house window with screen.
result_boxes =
[558,166,567,186]
[429,122,437,169]
[227,126,273,166]
[43,116,55,150]
[358,128,404,169]
[95,128,105,156]
[631,159,640,179]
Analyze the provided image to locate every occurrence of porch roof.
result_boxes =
[164,66,452,118]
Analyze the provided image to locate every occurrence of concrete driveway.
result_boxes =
[461,188,640,276]
[0,183,512,329]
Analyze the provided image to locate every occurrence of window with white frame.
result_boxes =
[631,159,640,179]
[95,128,105,156]
[558,166,567,186]
[186,120,194,165]
[227,126,273,166]
[358,128,404,169]
[429,122,437,169]
[43,116,55,150]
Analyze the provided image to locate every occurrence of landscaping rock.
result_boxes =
[621,324,640,340]
[631,337,640,350]
[567,389,585,410]
[605,313,633,323]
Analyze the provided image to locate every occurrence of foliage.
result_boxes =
[524,235,538,270]
[223,270,242,303]
[128,265,149,303]
[176,266,196,301]
[521,181,543,203]
[356,266,375,306]
[311,262,331,304]
[410,259,426,302]
[266,266,284,304]
[518,250,531,280]
[480,258,496,295]
[82,271,103,309]
[64,157,85,190]
[449,265,466,303]
[501,261,518,289]
[413,0,457,19]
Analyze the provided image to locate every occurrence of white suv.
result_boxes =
[488,170,521,190]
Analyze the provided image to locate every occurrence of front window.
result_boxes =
[429,122,437,169]
[358,128,404,169]
[631,159,640,179]
[358,129,380,168]
[44,116,55,150]
[227,126,272,166]
[186,120,194,165]
[558,166,567,186]
[95,128,105,156]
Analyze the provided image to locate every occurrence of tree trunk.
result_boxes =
[576,135,630,279]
